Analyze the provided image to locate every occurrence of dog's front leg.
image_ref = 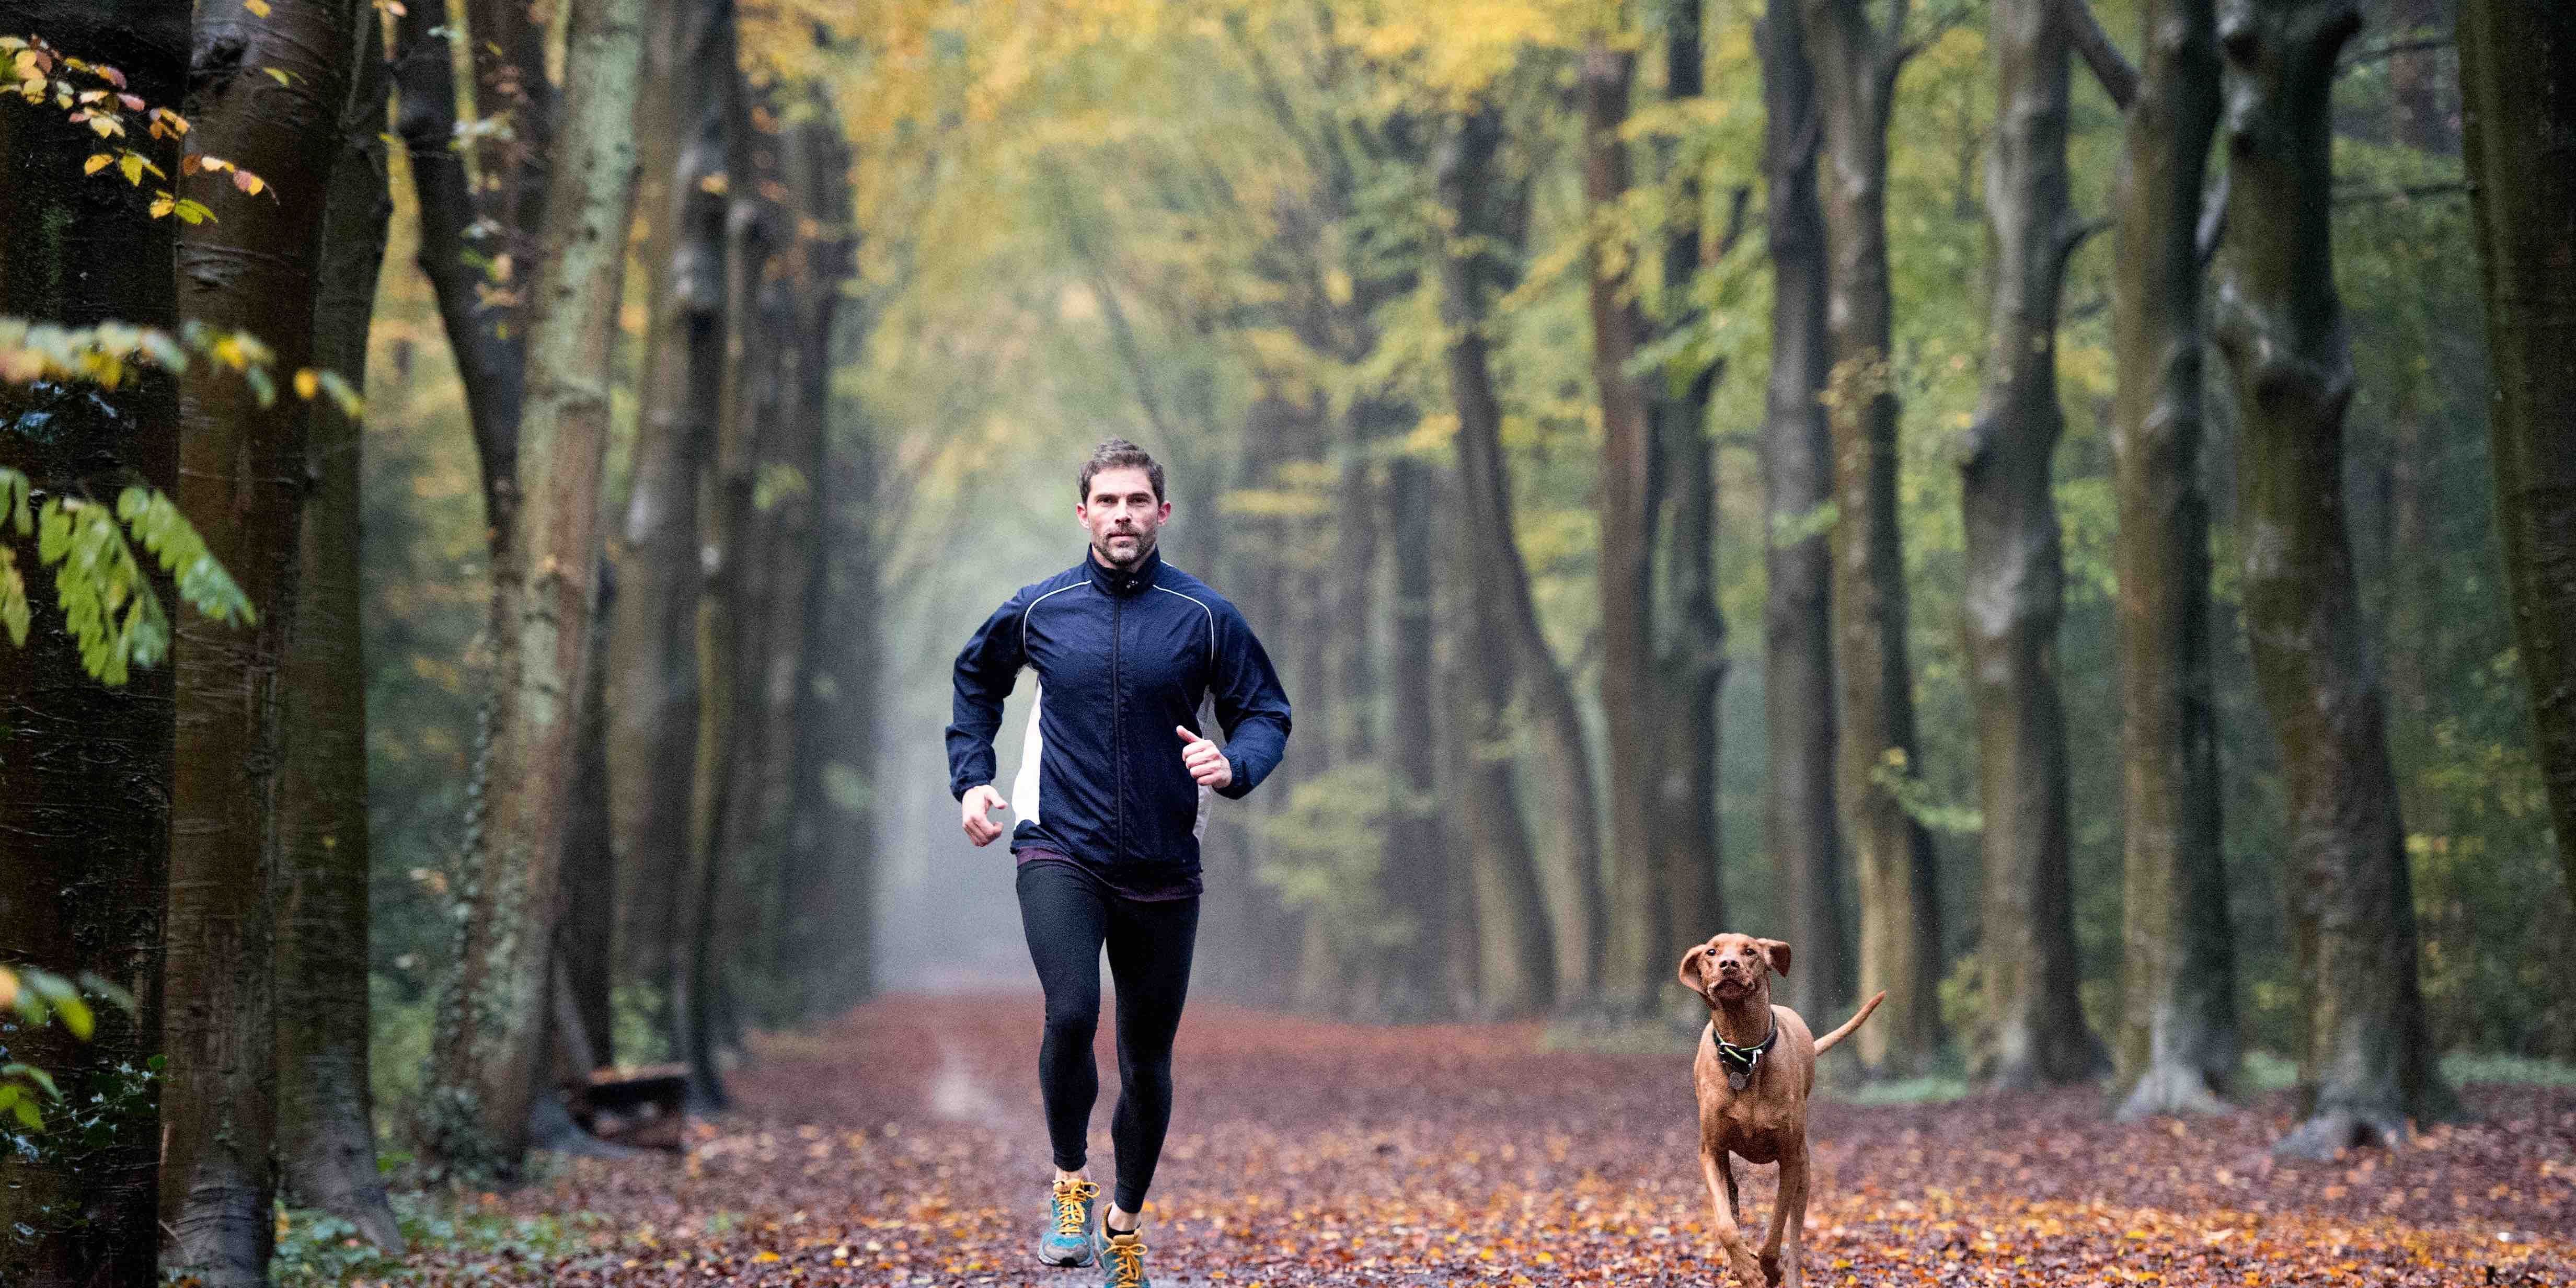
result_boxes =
[1698,1147,1764,1286]
[1761,1144,1810,1287]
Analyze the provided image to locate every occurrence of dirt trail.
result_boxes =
[401,993,2576,1285]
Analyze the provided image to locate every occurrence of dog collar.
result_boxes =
[1714,1024,1777,1088]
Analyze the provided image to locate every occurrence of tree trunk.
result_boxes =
[1435,104,1555,1018]
[786,359,877,1016]
[1386,453,1457,1017]
[2212,0,2455,1155]
[1652,0,1732,967]
[1803,0,1946,1073]
[2458,1,2576,924]
[164,2,361,1276]
[769,95,857,1021]
[390,0,531,544]
[559,561,619,1064]
[420,0,645,1176]
[0,5,185,1282]
[275,1,403,1250]
[1585,38,1669,1016]
[711,145,787,1027]
[2090,0,2241,1118]
[678,59,764,1107]
[1756,0,1856,1025]
[1439,101,1606,1010]
[1962,0,2106,1090]
[607,0,732,1048]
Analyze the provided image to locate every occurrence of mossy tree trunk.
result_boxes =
[1435,101,1555,1018]
[1757,0,1856,1025]
[1962,0,2108,1090]
[1803,0,1946,1074]
[420,0,646,1177]
[2211,0,2455,1155]
[164,0,362,1277]
[0,3,186,1281]
[274,0,404,1249]
[2067,0,2246,1119]
[2458,0,2576,923]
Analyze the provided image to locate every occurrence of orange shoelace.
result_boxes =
[1104,1231,1147,1287]
[1051,1179,1098,1237]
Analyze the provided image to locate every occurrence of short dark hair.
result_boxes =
[1078,438,1165,503]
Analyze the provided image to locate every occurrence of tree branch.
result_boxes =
[2340,37,2451,73]
[2194,169,2229,270]
[2057,0,2140,109]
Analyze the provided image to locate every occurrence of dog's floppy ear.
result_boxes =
[1676,941,1712,991]
[1757,938,1792,978]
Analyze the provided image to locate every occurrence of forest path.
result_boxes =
[399,993,2575,1285]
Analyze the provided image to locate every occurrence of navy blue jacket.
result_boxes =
[947,547,1292,880]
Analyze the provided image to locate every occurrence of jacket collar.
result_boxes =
[1084,543,1163,597]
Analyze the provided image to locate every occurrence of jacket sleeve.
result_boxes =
[1209,600,1292,800]
[946,588,1028,799]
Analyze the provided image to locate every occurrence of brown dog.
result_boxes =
[1677,933,1883,1287]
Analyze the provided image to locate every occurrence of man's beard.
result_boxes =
[1093,528,1156,569]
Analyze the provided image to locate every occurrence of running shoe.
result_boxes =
[1039,1178,1098,1267]
[1094,1222,1151,1288]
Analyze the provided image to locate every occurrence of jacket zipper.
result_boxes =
[1111,587,1124,863]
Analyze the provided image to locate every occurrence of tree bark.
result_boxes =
[420,0,645,1176]
[0,5,185,1282]
[607,0,731,1048]
[768,94,858,1021]
[786,342,877,1017]
[390,0,531,544]
[710,111,788,1028]
[678,59,764,1107]
[1757,0,1856,1025]
[1803,0,1946,1074]
[1435,103,1555,1018]
[1962,0,2107,1090]
[558,561,619,1064]
[1652,0,1733,970]
[1586,38,1668,1015]
[1385,452,1457,1017]
[2212,0,2455,1154]
[2088,0,2241,1118]
[164,1,361,1276]
[275,0,403,1250]
[2458,1,2576,924]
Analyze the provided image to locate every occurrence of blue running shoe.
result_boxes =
[1094,1221,1151,1288]
[1039,1178,1098,1267]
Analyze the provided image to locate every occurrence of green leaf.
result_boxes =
[1,549,27,647]
[0,466,29,535]
[48,996,92,1042]
[117,487,254,626]
[10,1095,40,1130]
[314,367,363,419]
[1,1063,61,1100]
[37,496,163,684]
[0,1085,17,1114]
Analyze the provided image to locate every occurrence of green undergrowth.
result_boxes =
[271,1187,603,1287]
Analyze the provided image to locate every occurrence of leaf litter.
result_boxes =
[384,995,2573,1286]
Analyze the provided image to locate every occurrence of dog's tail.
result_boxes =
[1813,991,1887,1055]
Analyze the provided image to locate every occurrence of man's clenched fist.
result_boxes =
[1176,726,1232,790]
[960,783,1008,846]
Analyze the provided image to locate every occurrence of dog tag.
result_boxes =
[1727,1068,1749,1092]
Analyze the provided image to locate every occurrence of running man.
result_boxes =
[946,439,1292,1288]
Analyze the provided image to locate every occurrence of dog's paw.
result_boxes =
[1759,1250,1783,1286]
[1725,1249,1766,1286]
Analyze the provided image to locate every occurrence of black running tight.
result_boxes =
[1015,860,1200,1214]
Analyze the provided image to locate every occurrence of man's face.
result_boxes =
[1078,465,1168,569]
